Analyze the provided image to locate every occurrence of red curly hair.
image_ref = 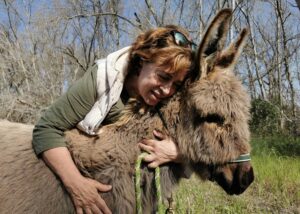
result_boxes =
[126,25,194,78]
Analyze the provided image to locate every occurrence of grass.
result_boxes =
[172,136,300,213]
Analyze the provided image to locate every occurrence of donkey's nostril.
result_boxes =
[241,166,254,187]
[232,166,254,195]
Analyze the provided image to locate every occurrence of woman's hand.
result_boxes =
[65,175,112,214]
[138,130,182,168]
[42,147,112,214]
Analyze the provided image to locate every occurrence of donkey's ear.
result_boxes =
[215,28,249,69]
[195,9,232,79]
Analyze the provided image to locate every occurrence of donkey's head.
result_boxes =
[177,9,254,194]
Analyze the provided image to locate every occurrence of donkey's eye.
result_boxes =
[194,113,225,125]
[205,114,225,124]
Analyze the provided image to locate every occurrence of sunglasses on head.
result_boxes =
[171,30,197,53]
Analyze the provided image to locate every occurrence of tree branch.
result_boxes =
[61,12,142,30]
[145,0,161,26]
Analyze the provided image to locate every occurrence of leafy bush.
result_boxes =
[251,135,300,157]
[250,98,280,135]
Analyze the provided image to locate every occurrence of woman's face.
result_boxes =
[137,62,188,106]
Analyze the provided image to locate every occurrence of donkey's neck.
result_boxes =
[155,93,182,138]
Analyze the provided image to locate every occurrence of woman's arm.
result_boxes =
[32,65,98,155]
[32,65,112,214]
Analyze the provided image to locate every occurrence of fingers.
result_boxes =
[143,153,155,162]
[93,181,112,214]
[138,131,173,169]
[93,180,112,214]
[84,208,93,214]
[148,161,159,168]
[83,195,111,214]
[70,177,112,214]
[76,207,84,214]
[95,181,112,192]
[153,129,166,140]
[83,205,104,214]
[90,204,103,214]
[138,142,154,153]
[76,194,111,214]
[95,197,111,214]
[139,138,154,146]
[143,154,159,168]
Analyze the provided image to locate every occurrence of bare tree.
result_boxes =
[295,0,300,11]
[0,0,299,136]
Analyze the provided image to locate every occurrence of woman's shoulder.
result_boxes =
[94,46,131,83]
[96,46,130,70]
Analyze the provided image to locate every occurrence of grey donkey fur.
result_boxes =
[0,9,253,214]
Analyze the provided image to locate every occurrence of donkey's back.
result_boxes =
[0,120,74,214]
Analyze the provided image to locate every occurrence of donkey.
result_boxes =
[0,9,253,214]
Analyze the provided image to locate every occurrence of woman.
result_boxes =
[32,25,196,214]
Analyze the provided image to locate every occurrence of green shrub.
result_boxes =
[251,135,300,157]
[250,98,280,135]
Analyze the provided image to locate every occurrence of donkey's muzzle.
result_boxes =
[214,161,254,195]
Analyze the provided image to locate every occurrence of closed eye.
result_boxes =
[157,71,172,82]
[156,70,183,90]
[173,81,183,90]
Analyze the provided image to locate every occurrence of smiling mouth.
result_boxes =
[151,91,161,102]
[152,91,163,100]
